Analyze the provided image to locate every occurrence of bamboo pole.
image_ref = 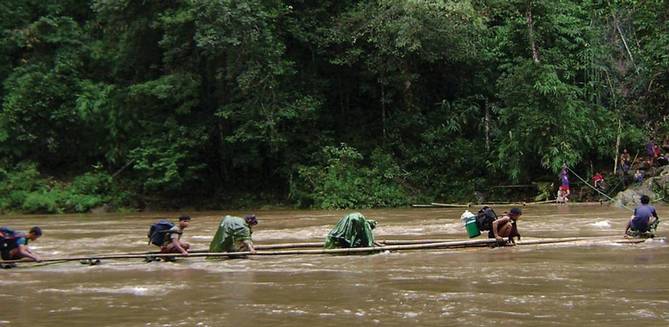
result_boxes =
[0,239,500,264]
[430,202,472,207]
[2,237,661,266]
[523,199,557,205]
[430,202,532,207]
[114,242,328,256]
[382,237,585,246]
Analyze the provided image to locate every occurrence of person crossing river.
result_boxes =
[209,215,258,254]
[473,206,522,246]
[490,208,523,245]
[625,195,660,238]
[0,226,42,261]
[163,215,192,255]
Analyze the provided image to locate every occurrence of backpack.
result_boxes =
[0,226,14,239]
[147,220,177,246]
[475,206,498,231]
[0,227,25,252]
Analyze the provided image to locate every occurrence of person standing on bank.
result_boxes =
[490,208,522,245]
[161,215,191,255]
[559,167,570,199]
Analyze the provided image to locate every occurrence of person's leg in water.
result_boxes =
[648,217,660,233]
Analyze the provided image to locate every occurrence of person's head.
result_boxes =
[244,214,258,227]
[508,208,522,220]
[640,195,650,205]
[623,149,628,153]
[178,215,191,228]
[368,220,377,230]
[28,226,42,241]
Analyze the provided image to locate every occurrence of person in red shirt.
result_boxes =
[592,172,604,190]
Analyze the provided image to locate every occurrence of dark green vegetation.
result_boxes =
[0,0,667,213]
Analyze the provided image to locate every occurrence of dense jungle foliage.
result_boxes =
[0,0,667,212]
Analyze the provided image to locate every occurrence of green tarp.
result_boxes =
[209,215,253,252]
[324,212,377,249]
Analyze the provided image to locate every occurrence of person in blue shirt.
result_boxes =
[624,195,659,237]
[0,226,42,261]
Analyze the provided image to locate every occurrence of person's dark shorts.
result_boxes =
[631,223,650,233]
[1,248,14,260]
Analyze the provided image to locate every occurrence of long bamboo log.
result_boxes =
[119,242,327,256]
[2,237,661,265]
[523,199,557,205]
[0,239,499,264]
[382,237,585,246]
[430,202,472,207]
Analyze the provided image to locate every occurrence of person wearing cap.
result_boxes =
[161,215,191,255]
[490,208,522,245]
[0,226,43,261]
[209,215,258,254]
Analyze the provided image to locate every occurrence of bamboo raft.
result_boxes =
[0,236,662,266]
[413,200,609,208]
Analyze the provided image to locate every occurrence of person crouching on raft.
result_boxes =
[490,208,522,245]
[625,195,659,238]
[209,215,258,254]
[161,215,191,255]
[0,226,43,261]
[324,212,378,249]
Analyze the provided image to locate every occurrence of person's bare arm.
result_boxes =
[492,219,501,240]
[243,240,256,254]
[492,217,510,242]
[172,238,188,255]
[18,245,40,261]
[624,217,632,237]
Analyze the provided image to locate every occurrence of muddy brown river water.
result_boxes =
[1,205,668,326]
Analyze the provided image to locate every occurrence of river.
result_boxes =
[1,205,668,326]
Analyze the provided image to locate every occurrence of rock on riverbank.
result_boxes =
[614,166,669,208]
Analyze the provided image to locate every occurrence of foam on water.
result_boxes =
[39,283,187,296]
[590,220,612,228]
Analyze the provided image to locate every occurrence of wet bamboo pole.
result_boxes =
[1,237,659,266]
[118,242,327,256]
[430,202,473,207]
[0,239,499,264]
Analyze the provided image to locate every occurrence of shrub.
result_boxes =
[22,190,63,214]
[0,162,119,213]
[291,144,410,209]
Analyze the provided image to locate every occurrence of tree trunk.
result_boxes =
[381,83,387,140]
[526,1,540,63]
[613,119,622,174]
[484,101,490,151]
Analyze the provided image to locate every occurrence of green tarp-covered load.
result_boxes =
[209,215,253,252]
[324,212,377,249]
